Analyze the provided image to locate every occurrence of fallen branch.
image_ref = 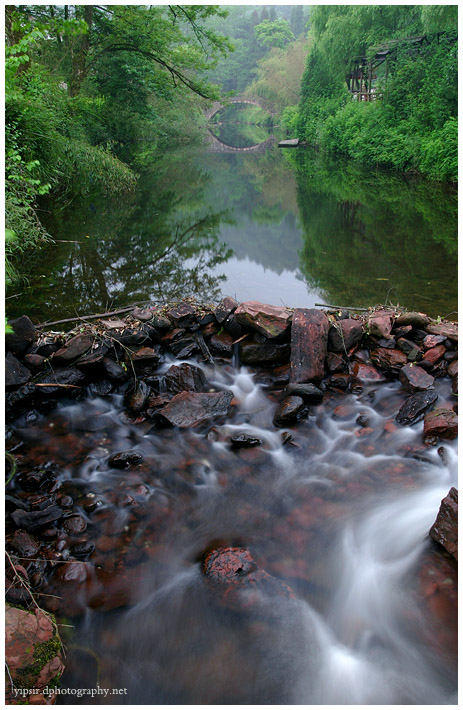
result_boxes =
[36,301,154,329]
[34,383,81,389]
[314,303,370,312]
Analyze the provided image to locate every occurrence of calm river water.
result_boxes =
[7,123,457,323]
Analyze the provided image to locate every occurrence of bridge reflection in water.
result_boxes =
[205,129,274,154]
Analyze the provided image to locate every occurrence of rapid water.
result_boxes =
[11,357,457,704]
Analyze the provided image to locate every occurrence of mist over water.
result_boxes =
[13,358,457,705]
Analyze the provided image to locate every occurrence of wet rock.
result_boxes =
[429,487,458,560]
[397,337,421,357]
[223,313,242,340]
[201,546,294,613]
[63,514,87,535]
[132,307,154,322]
[58,495,73,508]
[124,380,151,413]
[5,352,31,389]
[356,413,370,427]
[151,313,172,331]
[284,383,323,403]
[11,504,63,532]
[229,433,263,448]
[55,561,88,584]
[102,357,129,382]
[164,363,208,394]
[423,408,458,441]
[71,541,95,558]
[202,321,220,338]
[113,328,149,346]
[215,296,238,324]
[88,379,114,397]
[76,343,109,370]
[167,302,197,328]
[396,389,438,426]
[328,319,363,352]
[5,603,64,700]
[325,352,345,373]
[273,396,305,427]
[399,364,434,392]
[392,324,413,338]
[36,367,86,394]
[209,331,233,358]
[130,346,161,375]
[351,362,387,382]
[240,339,290,366]
[444,350,458,363]
[371,347,407,372]
[170,335,199,359]
[53,334,93,363]
[290,309,329,384]
[423,334,447,349]
[156,390,234,428]
[368,309,394,338]
[394,311,431,329]
[235,301,292,339]
[422,344,446,366]
[327,373,351,390]
[17,469,50,492]
[9,530,40,557]
[23,353,46,372]
[5,315,36,357]
[108,450,143,469]
[425,322,458,342]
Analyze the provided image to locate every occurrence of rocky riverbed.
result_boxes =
[5,299,458,704]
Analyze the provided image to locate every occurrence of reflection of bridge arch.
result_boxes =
[205,129,274,154]
[205,96,271,120]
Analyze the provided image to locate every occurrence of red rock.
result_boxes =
[328,319,363,352]
[423,408,458,440]
[273,395,305,427]
[215,296,238,324]
[53,334,93,363]
[422,344,446,366]
[429,487,458,560]
[371,347,407,371]
[399,364,434,392]
[368,309,394,338]
[5,604,64,697]
[23,353,46,371]
[156,390,233,428]
[351,362,386,381]
[164,363,208,394]
[201,546,294,613]
[290,309,329,383]
[234,301,292,338]
[425,322,458,342]
[423,334,446,349]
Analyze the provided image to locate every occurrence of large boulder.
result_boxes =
[164,363,208,394]
[290,309,329,384]
[429,487,458,560]
[235,301,292,339]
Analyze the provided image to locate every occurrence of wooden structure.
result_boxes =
[346,35,427,102]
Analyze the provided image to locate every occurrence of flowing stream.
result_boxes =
[10,355,458,704]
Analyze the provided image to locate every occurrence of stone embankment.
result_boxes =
[5,299,458,700]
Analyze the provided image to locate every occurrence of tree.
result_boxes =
[255,19,295,50]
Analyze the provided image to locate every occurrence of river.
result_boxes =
[7,117,457,323]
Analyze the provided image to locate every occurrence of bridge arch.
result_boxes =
[205,97,271,121]
[205,129,274,154]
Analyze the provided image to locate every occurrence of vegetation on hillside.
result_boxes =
[294,5,457,181]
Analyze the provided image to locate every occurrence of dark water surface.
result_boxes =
[7,131,457,323]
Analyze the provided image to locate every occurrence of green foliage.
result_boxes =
[255,19,295,49]
[297,6,458,181]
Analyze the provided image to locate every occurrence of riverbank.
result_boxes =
[5,298,458,703]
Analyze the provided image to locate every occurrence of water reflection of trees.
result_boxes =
[9,149,234,321]
[293,152,457,317]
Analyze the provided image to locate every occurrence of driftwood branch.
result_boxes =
[36,301,154,329]
[314,303,370,312]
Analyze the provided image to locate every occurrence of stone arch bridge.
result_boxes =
[205,96,272,120]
